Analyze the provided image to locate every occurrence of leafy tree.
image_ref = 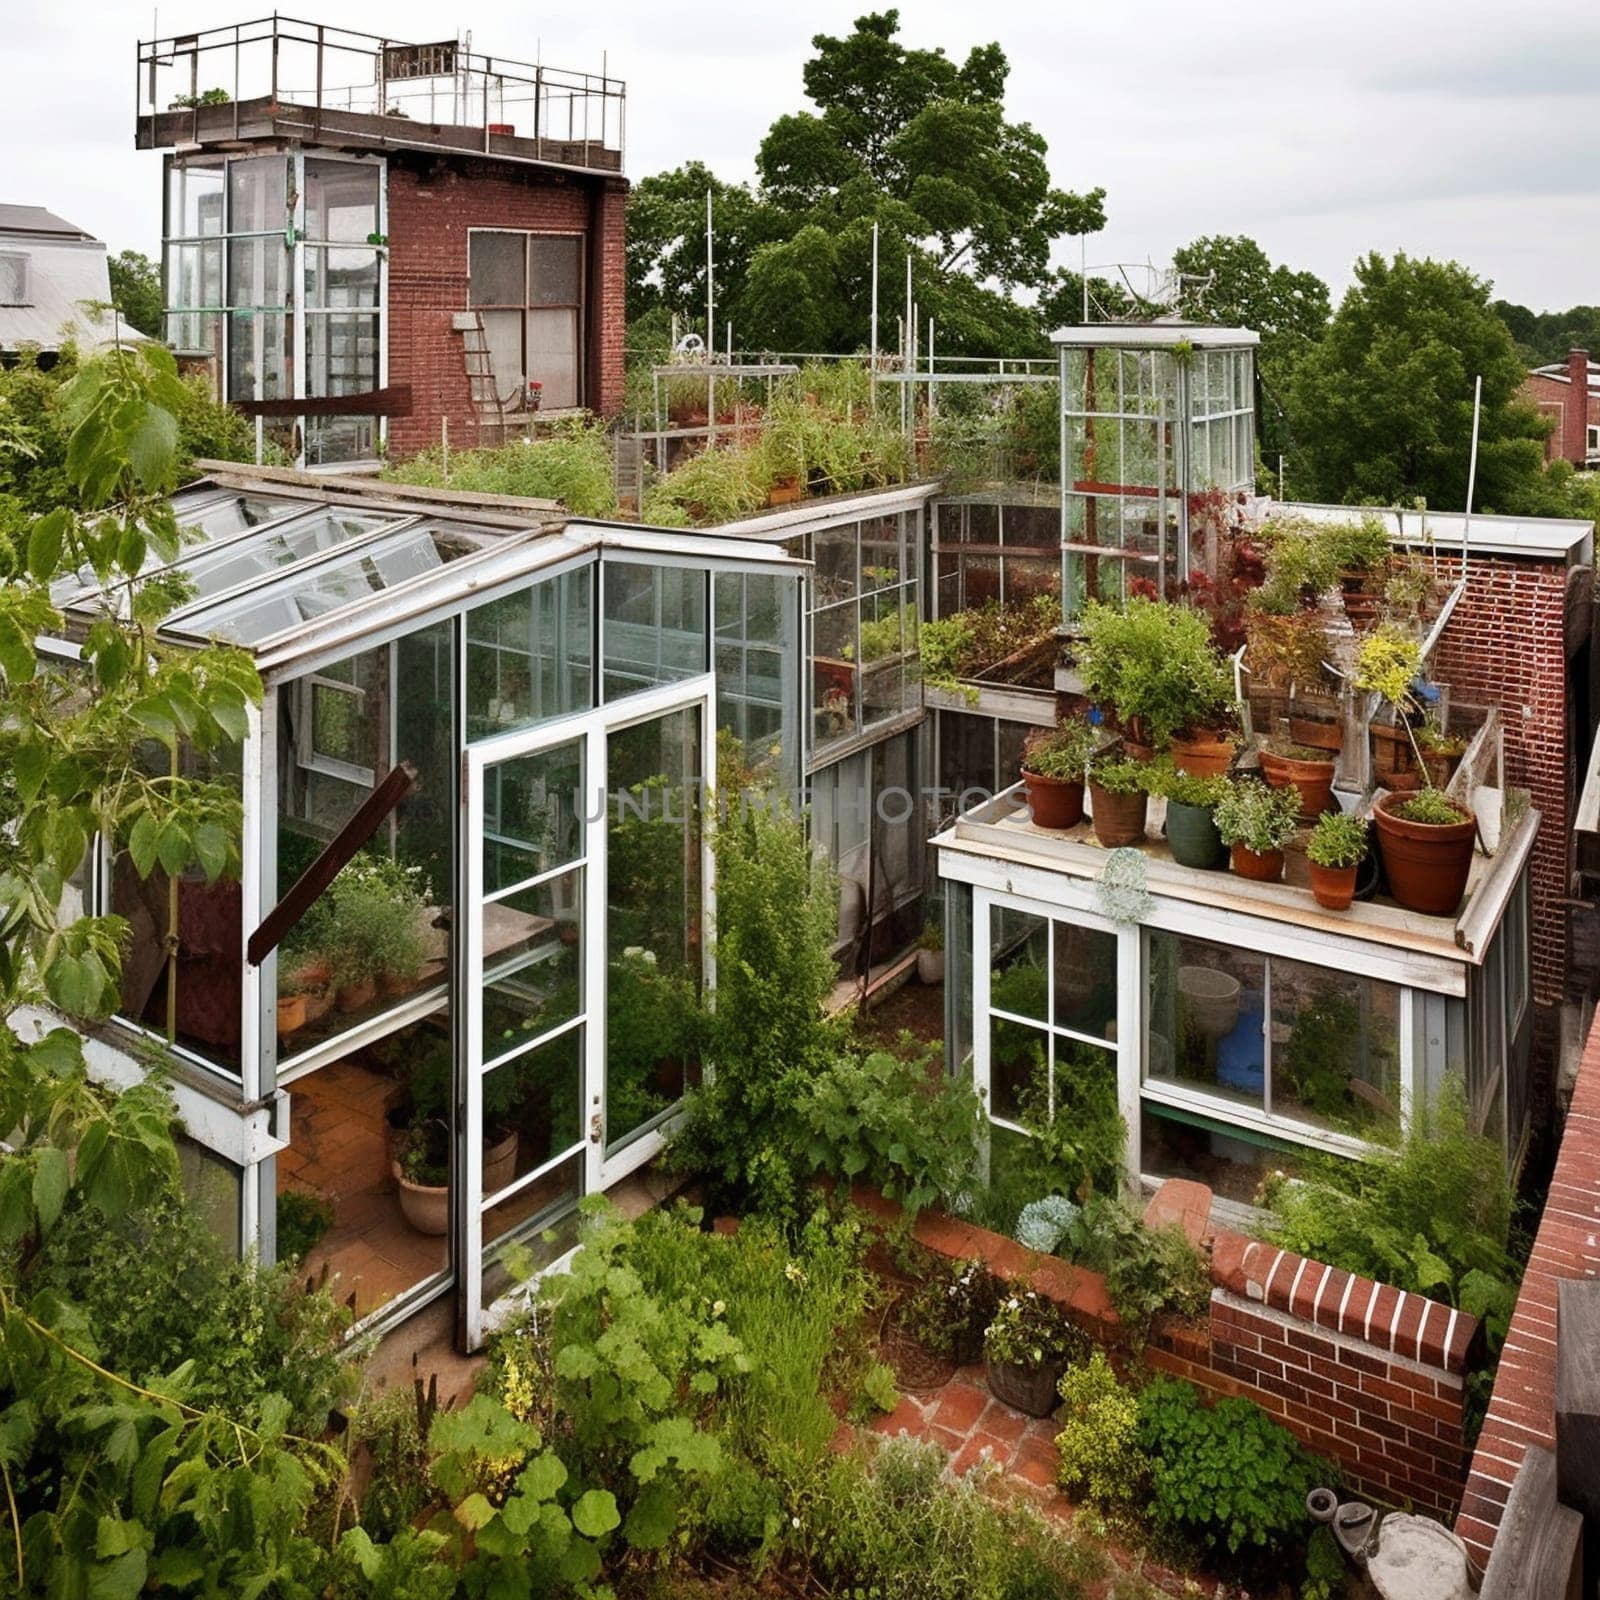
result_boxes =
[628,11,1106,357]
[1286,252,1554,513]
[106,248,164,339]
[1492,298,1600,367]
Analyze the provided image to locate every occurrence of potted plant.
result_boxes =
[1322,517,1392,630]
[1213,780,1302,882]
[392,1121,449,1235]
[325,856,430,1010]
[1305,812,1370,911]
[1355,630,1479,916]
[1020,719,1098,829]
[276,967,311,1037]
[1087,756,1150,849]
[1416,719,1468,789]
[917,918,945,985]
[1154,765,1229,870]
[1075,598,1234,763]
[983,1288,1081,1416]
[901,1257,1002,1366]
[1257,737,1337,822]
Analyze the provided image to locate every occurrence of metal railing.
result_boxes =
[136,16,625,164]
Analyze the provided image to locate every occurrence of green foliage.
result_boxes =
[1353,625,1423,711]
[1013,1194,1080,1254]
[275,1188,335,1262]
[1136,1377,1326,1553]
[1213,780,1302,853]
[899,1258,1001,1359]
[1076,598,1234,747]
[642,444,767,526]
[352,1385,435,1542]
[1061,1196,1211,1345]
[797,1047,983,1216]
[1150,764,1229,809]
[1302,1524,1346,1600]
[383,422,619,517]
[1086,756,1149,797]
[982,1287,1083,1370]
[1319,517,1392,573]
[1020,719,1097,781]
[1054,1352,1146,1505]
[1306,811,1369,869]
[322,853,430,988]
[106,249,164,339]
[1262,1080,1519,1347]
[919,595,1060,697]
[1394,789,1470,826]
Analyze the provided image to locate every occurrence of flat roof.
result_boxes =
[1050,324,1259,349]
[1279,500,1594,563]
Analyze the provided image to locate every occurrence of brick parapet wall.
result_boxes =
[384,156,626,461]
[1456,1003,1600,1567]
[849,1182,1476,1519]
[1428,550,1571,1006]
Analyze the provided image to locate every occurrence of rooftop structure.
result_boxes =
[0,204,147,358]
[1521,347,1600,467]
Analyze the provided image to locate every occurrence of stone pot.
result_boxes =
[1021,768,1085,830]
[1089,784,1148,848]
[1308,861,1358,911]
[1373,792,1477,917]
[1230,842,1285,882]
[1257,748,1335,822]
[1166,799,1227,870]
[985,1354,1066,1418]
[1170,730,1236,778]
[917,946,945,985]
[392,1161,449,1236]
[1177,965,1241,1038]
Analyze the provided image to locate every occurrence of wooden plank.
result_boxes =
[1556,1279,1600,1528]
[1479,1445,1583,1600]
[246,762,418,967]
[233,385,414,419]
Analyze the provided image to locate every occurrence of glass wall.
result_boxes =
[1188,348,1254,494]
[466,568,594,741]
[932,499,1058,617]
[602,563,706,700]
[714,569,800,789]
[810,511,921,757]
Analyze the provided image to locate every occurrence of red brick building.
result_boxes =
[137,19,627,466]
[1521,348,1600,467]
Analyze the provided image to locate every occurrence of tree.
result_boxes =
[627,11,1106,357]
[106,248,164,339]
[1286,252,1553,513]
[1491,298,1600,367]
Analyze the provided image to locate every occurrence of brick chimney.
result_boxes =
[1566,348,1590,463]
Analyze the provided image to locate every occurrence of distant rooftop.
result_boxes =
[1050,323,1260,349]
[136,15,625,176]
[0,205,94,240]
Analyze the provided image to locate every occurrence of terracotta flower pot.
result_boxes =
[985,1355,1066,1418]
[1308,861,1357,911]
[379,969,420,999]
[1373,792,1477,916]
[302,987,333,1026]
[482,1128,519,1197]
[1170,731,1236,778]
[1022,768,1086,830]
[336,978,377,1013]
[1230,843,1284,882]
[392,1161,449,1235]
[1257,748,1335,822]
[276,993,308,1035]
[1089,784,1148,848]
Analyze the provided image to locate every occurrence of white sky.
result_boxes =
[4,0,1595,314]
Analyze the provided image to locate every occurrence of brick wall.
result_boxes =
[850,1183,1479,1520]
[1429,550,1571,1006]
[384,155,626,460]
[1519,350,1598,465]
[1456,1002,1600,1567]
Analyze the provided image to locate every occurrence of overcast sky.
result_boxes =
[5,0,1595,314]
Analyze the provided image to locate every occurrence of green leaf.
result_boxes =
[515,1451,567,1502]
[13,742,48,807]
[127,812,160,878]
[191,822,230,884]
[570,1488,620,1539]
[27,509,70,583]
[32,1146,69,1234]
[622,1481,677,1551]
[127,403,178,489]
[0,614,35,684]
[87,1549,148,1600]
[156,817,191,876]
[452,1492,497,1531]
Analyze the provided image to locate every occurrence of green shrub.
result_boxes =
[983,1288,1083,1370]
[1136,1377,1325,1552]
[899,1258,1002,1359]
[1214,779,1302,853]
[1393,788,1469,826]
[1306,811,1369,868]
[352,1385,435,1541]
[31,1192,355,1431]
[1021,720,1097,781]
[1301,1524,1347,1600]
[383,421,618,516]
[642,442,768,525]
[1062,1196,1211,1344]
[1087,756,1149,796]
[1054,1353,1146,1505]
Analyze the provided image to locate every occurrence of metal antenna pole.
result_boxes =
[1462,373,1483,581]
[870,221,879,407]
[705,188,715,444]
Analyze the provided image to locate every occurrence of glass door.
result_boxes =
[460,674,712,1347]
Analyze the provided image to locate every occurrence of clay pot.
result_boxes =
[1089,784,1148,848]
[1022,768,1086,830]
[276,993,308,1035]
[1170,731,1236,778]
[1178,966,1241,1037]
[483,1128,519,1197]
[1372,792,1477,917]
[1375,764,1422,794]
[302,987,334,1026]
[1258,748,1335,822]
[1339,572,1383,631]
[379,969,420,999]
[1230,843,1284,882]
[336,978,377,1013]
[1166,800,1227,870]
[392,1162,449,1236]
[1308,861,1357,911]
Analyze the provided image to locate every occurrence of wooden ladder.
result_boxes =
[453,311,517,445]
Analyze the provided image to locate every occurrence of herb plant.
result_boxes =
[1213,781,1302,853]
[1394,788,1469,826]
[1021,718,1097,780]
[983,1288,1084,1370]
[1306,811,1369,868]
[1055,1352,1146,1505]
[1088,756,1150,796]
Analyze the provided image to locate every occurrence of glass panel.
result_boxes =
[602,562,706,699]
[168,162,225,237]
[469,231,526,306]
[482,1026,583,1197]
[305,416,378,466]
[990,1016,1048,1128]
[481,308,524,403]
[529,235,581,305]
[482,1150,582,1297]
[304,158,380,244]
[1052,921,1117,1039]
[527,308,579,409]
[714,570,797,782]
[465,567,594,742]
[1146,930,1266,1111]
[227,155,287,233]
[483,739,584,893]
[165,310,224,364]
[179,492,296,540]
[168,508,394,601]
[814,525,858,604]
[605,706,704,1153]
[165,240,224,308]
[305,248,381,309]
[227,236,288,309]
[1142,1103,1309,1208]
[305,312,379,396]
[483,871,583,1067]
[226,310,289,402]
[1269,958,1400,1135]
[813,600,858,747]
[990,908,1048,1020]
[859,514,902,592]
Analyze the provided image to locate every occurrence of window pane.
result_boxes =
[482,1150,582,1291]
[1053,920,1117,1039]
[304,158,379,243]
[465,567,593,742]
[1147,931,1266,1111]
[990,908,1048,1019]
[480,308,525,403]
[483,739,584,893]
[527,308,578,408]
[166,240,224,308]
[306,312,379,396]
[814,525,858,603]
[991,1016,1048,1127]
[226,310,289,401]
[482,1027,583,1200]
[168,162,225,237]
[482,871,583,1067]
[530,235,581,305]
[1270,957,1400,1134]
[602,563,706,699]
[227,236,289,309]
[469,232,526,306]
[305,247,380,309]
[227,155,287,233]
